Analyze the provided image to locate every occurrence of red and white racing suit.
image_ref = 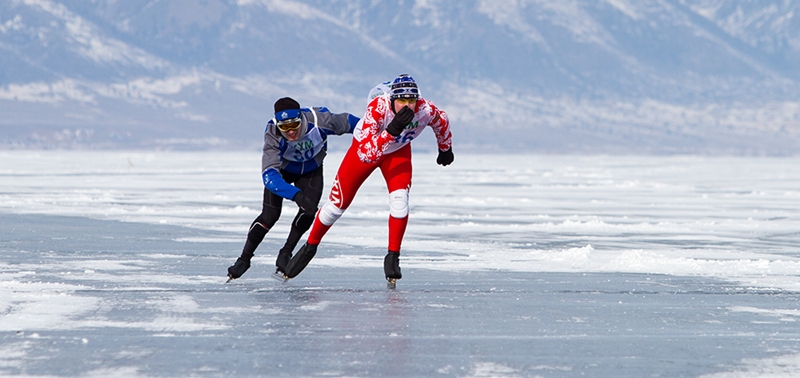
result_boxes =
[307,95,452,252]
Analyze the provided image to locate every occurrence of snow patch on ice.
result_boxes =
[699,353,800,378]
[728,306,800,320]
[0,279,98,331]
[299,301,334,312]
[465,361,523,377]
[75,367,145,378]
[0,341,32,369]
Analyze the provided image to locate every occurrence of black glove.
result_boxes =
[386,106,415,137]
[436,148,454,166]
[292,191,318,213]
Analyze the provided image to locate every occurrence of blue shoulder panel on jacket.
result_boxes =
[347,114,359,133]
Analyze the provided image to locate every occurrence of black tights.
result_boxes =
[239,168,323,261]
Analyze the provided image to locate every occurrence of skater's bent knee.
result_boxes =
[294,213,314,231]
[249,221,269,232]
[389,189,409,218]
[318,202,344,226]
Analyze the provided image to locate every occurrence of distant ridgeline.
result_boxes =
[1,1,799,154]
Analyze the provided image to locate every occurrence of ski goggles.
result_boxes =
[276,117,302,132]
[394,97,418,105]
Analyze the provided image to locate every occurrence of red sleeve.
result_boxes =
[355,97,396,163]
[425,100,452,152]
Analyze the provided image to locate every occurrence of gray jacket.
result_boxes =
[261,107,358,199]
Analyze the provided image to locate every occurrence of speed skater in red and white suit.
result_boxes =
[282,74,454,283]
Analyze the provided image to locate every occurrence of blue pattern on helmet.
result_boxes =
[390,74,419,99]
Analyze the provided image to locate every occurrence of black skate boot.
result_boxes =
[284,243,318,279]
[226,257,251,282]
[227,221,267,282]
[384,252,402,288]
[275,246,293,274]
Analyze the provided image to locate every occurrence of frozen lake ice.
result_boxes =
[1,150,799,377]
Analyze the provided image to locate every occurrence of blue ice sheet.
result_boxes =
[1,213,799,377]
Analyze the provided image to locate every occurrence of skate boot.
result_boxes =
[384,252,402,288]
[275,246,293,274]
[226,257,251,282]
[271,246,293,282]
[284,243,318,279]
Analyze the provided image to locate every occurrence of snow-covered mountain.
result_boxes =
[1,0,799,154]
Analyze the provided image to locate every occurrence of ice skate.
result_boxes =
[384,252,401,288]
[226,257,250,283]
[271,269,290,283]
[284,243,318,278]
[275,246,293,275]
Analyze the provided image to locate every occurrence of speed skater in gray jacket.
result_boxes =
[227,97,358,281]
